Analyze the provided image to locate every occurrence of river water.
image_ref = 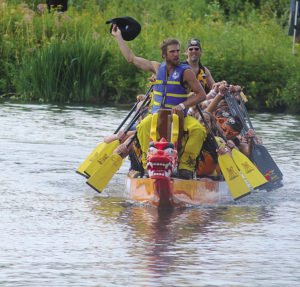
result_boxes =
[0,102,299,287]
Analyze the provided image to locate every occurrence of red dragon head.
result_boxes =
[146,137,178,179]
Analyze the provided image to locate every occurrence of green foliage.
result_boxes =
[0,0,299,112]
[202,17,297,111]
[217,0,289,20]
[281,69,300,113]
[18,36,109,103]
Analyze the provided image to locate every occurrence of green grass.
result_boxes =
[0,0,300,112]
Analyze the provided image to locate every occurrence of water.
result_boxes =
[0,103,299,287]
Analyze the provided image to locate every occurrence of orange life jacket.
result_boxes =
[196,151,219,177]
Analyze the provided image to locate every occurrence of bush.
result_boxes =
[1,0,300,112]
[18,37,109,103]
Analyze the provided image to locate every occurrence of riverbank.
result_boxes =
[1,0,300,112]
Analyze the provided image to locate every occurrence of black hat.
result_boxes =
[226,116,243,132]
[186,38,201,49]
[106,16,141,41]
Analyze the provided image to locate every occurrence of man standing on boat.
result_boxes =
[111,24,207,179]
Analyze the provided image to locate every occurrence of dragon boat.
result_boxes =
[125,172,232,208]
[79,96,283,208]
[123,109,233,208]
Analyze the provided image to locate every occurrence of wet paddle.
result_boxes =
[226,92,283,191]
[76,100,139,177]
[214,94,267,189]
[230,148,268,189]
[84,85,153,177]
[87,112,180,193]
[87,134,137,193]
[196,105,250,200]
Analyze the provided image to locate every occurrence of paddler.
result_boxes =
[111,22,207,179]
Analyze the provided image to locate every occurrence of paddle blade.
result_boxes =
[218,154,250,200]
[84,140,120,177]
[76,142,106,177]
[231,149,268,189]
[86,153,124,193]
[250,143,283,191]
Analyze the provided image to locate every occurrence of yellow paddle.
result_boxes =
[87,134,136,193]
[87,112,179,193]
[212,113,267,189]
[196,105,250,200]
[217,153,251,199]
[77,142,119,178]
[76,100,139,177]
[84,140,120,177]
[226,91,283,190]
[231,148,267,189]
[83,85,153,178]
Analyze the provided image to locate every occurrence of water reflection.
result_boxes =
[90,196,274,280]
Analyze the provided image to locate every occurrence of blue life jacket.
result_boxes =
[151,62,190,115]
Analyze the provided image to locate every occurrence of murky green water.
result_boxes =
[0,103,299,287]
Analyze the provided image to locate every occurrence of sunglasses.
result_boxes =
[224,128,239,137]
[188,47,200,51]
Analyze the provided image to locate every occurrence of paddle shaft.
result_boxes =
[224,92,249,135]
[113,101,139,134]
[196,105,220,149]
[123,86,153,134]
[236,93,257,132]
[114,85,153,134]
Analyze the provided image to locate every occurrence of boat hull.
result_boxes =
[125,173,232,208]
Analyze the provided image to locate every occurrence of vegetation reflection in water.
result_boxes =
[89,195,276,280]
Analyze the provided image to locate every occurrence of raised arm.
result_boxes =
[111,24,159,73]
[205,82,227,113]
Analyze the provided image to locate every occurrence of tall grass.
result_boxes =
[1,0,300,112]
[18,36,109,103]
